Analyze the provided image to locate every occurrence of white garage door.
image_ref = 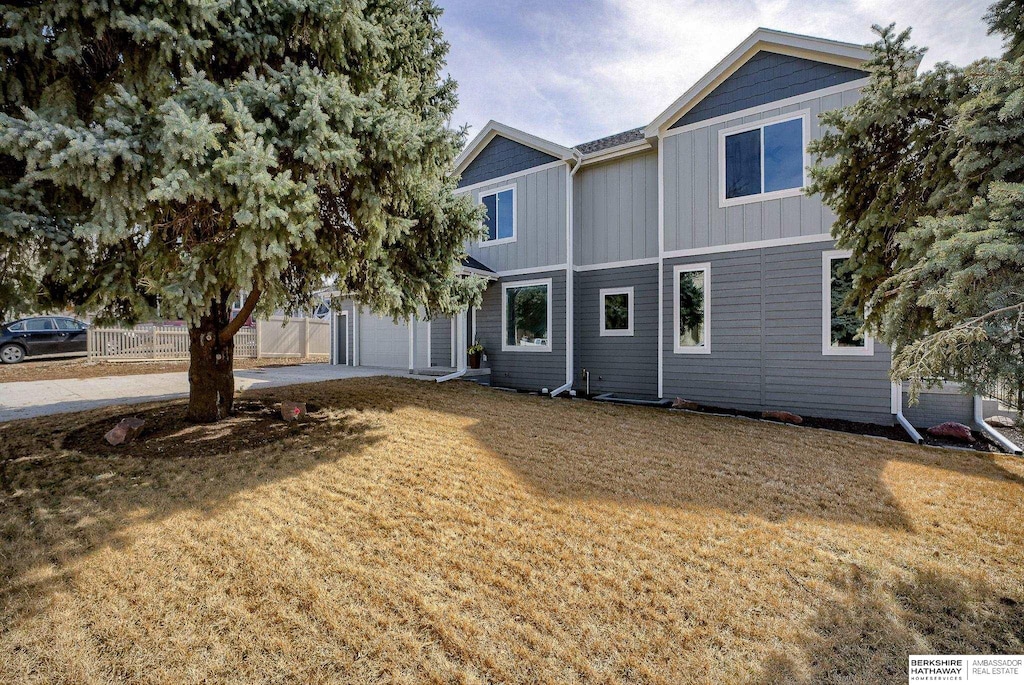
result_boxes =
[359,313,409,368]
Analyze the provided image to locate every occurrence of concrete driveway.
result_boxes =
[0,364,419,422]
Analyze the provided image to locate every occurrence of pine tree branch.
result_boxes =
[219,288,261,343]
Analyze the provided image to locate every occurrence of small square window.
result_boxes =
[720,113,807,206]
[822,250,873,356]
[480,187,516,244]
[599,287,633,337]
[673,264,710,354]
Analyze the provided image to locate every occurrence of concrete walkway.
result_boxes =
[0,364,420,422]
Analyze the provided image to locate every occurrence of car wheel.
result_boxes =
[0,343,25,364]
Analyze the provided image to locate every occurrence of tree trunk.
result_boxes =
[186,302,235,423]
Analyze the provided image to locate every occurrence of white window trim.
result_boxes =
[599,287,634,337]
[501,278,552,353]
[718,110,810,208]
[822,249,874,356]
[478,185,517,246]
[673,263,711,355]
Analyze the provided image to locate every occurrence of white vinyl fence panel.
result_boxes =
[256,316,330,358]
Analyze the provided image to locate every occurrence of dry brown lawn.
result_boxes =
[0,355,329,383]
[1,377,1022,684]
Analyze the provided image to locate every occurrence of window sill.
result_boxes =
[600,330,634,337]
[720,187,804,208]
[501,345,552,353]
[673,346,711,355]
[479,237,516,247]
[822,345,874,357]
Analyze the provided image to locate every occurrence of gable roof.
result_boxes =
[454,120,575,178]
[644,28,873,138]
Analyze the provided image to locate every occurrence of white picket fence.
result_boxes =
[87,316,327,361]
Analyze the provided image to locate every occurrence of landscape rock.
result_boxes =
[986,415,1017,429]
[672,397,699,410]
[762,410,803,424]
[927,421,974,442]
[281,401,307,422]
[104,417,146,446]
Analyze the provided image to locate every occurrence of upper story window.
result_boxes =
[822,250,873,356]
[719,112,808,207]
[479,186,516,245]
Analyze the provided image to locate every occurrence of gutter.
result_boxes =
[436,368,467,383]
[893,382,924,444]
[974,395,1023,455]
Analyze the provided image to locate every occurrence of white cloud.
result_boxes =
[442,0,1004,147]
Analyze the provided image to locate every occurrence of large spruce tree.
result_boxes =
[809,4,1024,404]
[0,0,483,421]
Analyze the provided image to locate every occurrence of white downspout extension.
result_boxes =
[893,382,924,445]
[437,309,468,383]
[974,395,1022,455]
[407,317,415,373]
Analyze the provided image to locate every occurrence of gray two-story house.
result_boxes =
[328,28,1016,443]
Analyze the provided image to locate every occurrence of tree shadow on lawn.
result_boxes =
[449,382,1024,531]
[0,386,384,626]
[752,564,1024,684]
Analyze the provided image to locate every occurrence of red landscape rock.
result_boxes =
[281,401,307,422]
[927,422,974,442]
[762,410,803,424]
[104,417,146,446]
[672,397,699,410]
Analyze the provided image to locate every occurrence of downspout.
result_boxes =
[893,382,924,444]
[436,368,466,383]
[559,151,583,397]
[974,395,1022,455]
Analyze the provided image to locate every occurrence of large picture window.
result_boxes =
[822,250,873,356]
[673,264,710,354]
[599,287,634,337]
[502,279,552,352]
[720,112,807,206]
[479,186,516,244]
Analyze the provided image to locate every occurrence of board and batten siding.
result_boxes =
[430,316,452,367]
[662,240,894,424]
[460,164,567,273]
[573,151,659,267]
[476,270,566,392]
[662,83,863,252]
[574,264,659,398]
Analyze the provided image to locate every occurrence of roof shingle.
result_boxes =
[574,127,646,155]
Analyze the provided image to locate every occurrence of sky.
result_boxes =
[438,0,1006,147]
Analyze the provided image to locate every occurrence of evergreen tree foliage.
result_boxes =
[0,0,484,420]
[809,9,1024,404]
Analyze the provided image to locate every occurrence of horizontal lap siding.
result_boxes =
[477,270,567,391]
[575,264,659,398]
[663,241,895,424]
[430,317,452,367]
[902,389,974,428]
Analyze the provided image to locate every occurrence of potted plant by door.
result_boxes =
[467,341,484,369]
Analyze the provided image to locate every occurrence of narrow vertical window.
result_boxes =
[822,251,873,355]
[673,264,711,354]
[479,186,516,244]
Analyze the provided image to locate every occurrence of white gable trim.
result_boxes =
[644,28,872,138]
[454,120,574,177]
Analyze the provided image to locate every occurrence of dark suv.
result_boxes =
[0,316,89,364]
